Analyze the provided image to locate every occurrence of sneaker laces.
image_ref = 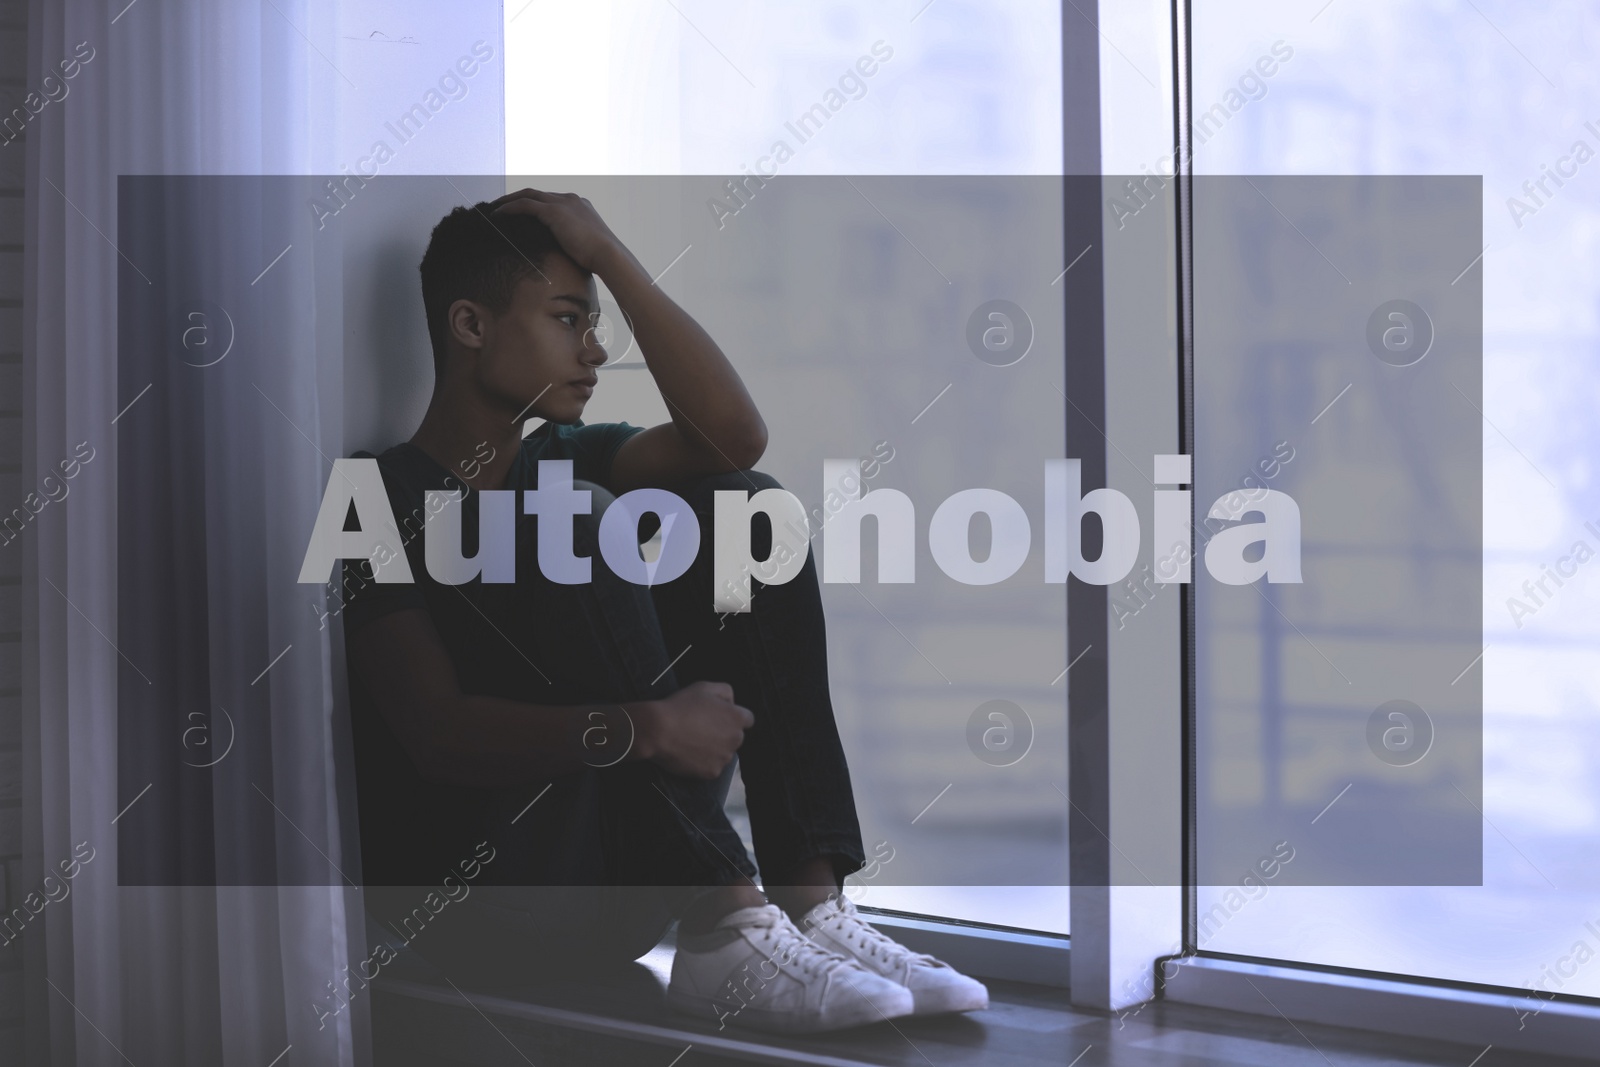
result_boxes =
[740,908,861,982]
[810,898,939,969]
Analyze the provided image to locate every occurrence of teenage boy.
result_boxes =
[343,189,987,1033]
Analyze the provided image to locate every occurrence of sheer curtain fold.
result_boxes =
[23,2,364,1064]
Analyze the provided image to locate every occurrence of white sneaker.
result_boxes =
[800,896,990,1015]
[669,904,915,1033]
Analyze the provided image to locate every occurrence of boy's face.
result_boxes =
[473,251,606,424]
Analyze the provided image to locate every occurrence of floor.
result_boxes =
[366,934,1595,1067]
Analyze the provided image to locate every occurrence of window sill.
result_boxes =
[1161,952,1600,1061]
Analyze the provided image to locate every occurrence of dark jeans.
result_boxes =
[365,469,863,970]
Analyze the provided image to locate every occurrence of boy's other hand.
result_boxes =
[636,680,754,779]
[490,188,627,275]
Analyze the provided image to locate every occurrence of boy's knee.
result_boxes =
[571,479,617,520]
[566,480,618,550]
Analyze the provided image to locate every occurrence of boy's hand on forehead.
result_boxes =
[491,186,768,488]
[491,188,625,275]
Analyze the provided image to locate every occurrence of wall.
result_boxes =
[333,0,505,455]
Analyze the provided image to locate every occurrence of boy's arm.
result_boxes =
[490,189,768,492]
[348,607,754,788]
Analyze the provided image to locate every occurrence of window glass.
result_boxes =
[1192,0,1600,994]
[507,1,1070,933]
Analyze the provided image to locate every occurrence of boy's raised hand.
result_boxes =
[490,188,629,275]
[490,186,769,490]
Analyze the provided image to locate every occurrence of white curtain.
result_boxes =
[22,2,366,1064]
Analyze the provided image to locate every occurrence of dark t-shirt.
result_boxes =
[341,420,645,886]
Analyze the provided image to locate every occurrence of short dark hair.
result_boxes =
[419,203,564,370]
